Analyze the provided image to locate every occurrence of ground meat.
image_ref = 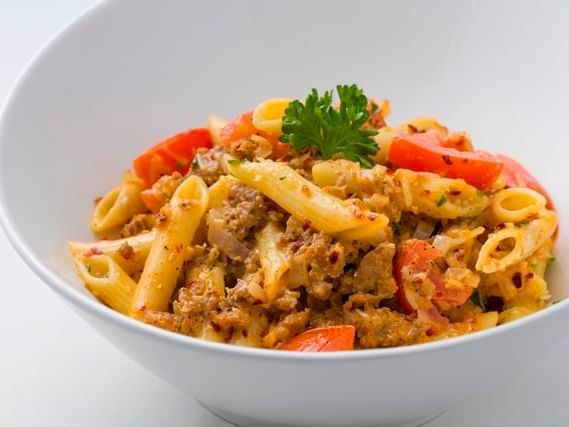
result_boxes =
[212,306,251,331]
[227,135,272,160]
[353,243,397,298]
[143,311,194,335]
[347,307,427,348]
[273,290,300,311]
[174,285,222,314]
[119,214,156,238]
[212,182,268,241]
[118,242,134,260]
[263,309,310,347]
[191,147,226,186]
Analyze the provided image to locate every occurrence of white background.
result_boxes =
[0,1,567,426]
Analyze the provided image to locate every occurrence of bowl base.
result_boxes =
[197,400,445,427]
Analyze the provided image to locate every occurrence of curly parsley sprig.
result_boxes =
[279,84,378,167]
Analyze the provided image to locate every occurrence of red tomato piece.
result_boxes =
[393,239,441,285]
[219,112,257,147]
[281,325,356,352]
[133,128,212,186]
[388,130,504,189]
[497,154,555,210]
[394,240,442,314]
[220,111,291,159]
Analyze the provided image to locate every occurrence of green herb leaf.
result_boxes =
[227,159,245,166]
[437,194,448,207]
[280,84,378,167]
[476,190,487,198]
[175,160,186,169]
[278,176,287,181]
[470,290,485,310]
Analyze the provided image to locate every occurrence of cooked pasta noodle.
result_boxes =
[130,176,209,319]
[73,254,137,314]
[91,172,146,234]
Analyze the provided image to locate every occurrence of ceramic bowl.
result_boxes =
[1,1,568,426]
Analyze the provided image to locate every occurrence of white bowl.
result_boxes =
[1,1,569,426]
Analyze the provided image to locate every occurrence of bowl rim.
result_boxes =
[0,0,566,362]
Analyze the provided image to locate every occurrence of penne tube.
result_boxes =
[73,254,137,315]
[207,115,228,146]
[130,176,209,319]
[490,187,546,224]
[91,171,146,234]
[228,159,388,236]
[257,223,290,301]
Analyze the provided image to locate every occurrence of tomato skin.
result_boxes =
[388,130,504,189]
[394,240,441,314]
[220,111,291,159]
[219,112,257,147]
[393,240,441,285]
[281,326,356,352]
[133,128,212,186]
[497,154,555,210]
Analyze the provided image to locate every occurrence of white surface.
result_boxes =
[0,1,568,426]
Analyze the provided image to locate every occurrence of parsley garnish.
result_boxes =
[437,194,448,207]
[476,190,487,198]
[470,290,485,310]
[278,176,287,181]
[227,159,246,166]
[280,84,378,167]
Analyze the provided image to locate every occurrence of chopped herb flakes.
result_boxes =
[437,194,448,207]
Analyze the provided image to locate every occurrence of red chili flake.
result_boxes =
[385,168,394,176]
[441,155,453,165]
[449,190,462,196]
[241,330,249,338]
[212,323,222,333]
[525,272,535,279]
[93,196,103,206]
[329,251,339,264]
[84,247,102,257]
[512,272,522,289]
[462,158,468,164]
[423,189,431,195]
[302,222,311,231]
[495,223,506,230]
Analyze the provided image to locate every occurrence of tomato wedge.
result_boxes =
[394,240,441,314]
[220,111,291,158]
[388,130,504,189]
[133,128,212,186]
[281,325,356,352]
[497,154,555,210]
[219,112,258,147]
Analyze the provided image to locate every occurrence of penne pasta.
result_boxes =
[490,187,546,224]
[393,169,490,219]
[228,159,388,237]
[72,254,137,315]
[130,176,209,319]
[257,223,290,301]
[207,115,228,146]
[252,98,290,135]
[91,171,146,234]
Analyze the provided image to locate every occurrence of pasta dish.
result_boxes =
[69,84,558,351]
